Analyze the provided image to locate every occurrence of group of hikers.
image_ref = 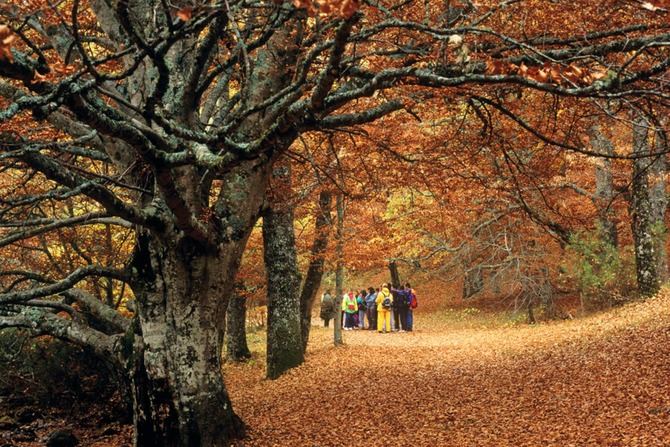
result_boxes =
[319,283,418,333]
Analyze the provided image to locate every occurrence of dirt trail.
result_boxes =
[227,295,670,446]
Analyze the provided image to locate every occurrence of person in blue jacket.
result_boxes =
[392,284,410,332]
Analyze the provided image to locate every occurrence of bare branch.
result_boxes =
[0,266,129,305]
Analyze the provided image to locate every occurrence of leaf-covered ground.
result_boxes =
[227,294,670,446]
[4,293,669,446]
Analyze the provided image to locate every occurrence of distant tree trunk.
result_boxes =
[225,290,251,362]
[299,190,333,354]
[491,272,502,295]
[650,124,668,283]
[262,164,304,379]
[589,125,619,248]
[334,193,344,346]
[388,260,401,288]
[463,267,484,299]
[539,268,557,319]
[630,115,660,296]
[527,299,536,324]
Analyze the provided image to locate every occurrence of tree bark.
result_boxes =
[262,164,304,379]
[630,115,660,296]
[299,190,333,353]
[650,124,668,283]
[388,260,401,288]
[527,300,536,324]
[463,267,484,299]
[589,125,619,248]
[334,193,344,346]
[225,290,252,362]
[123,161,269,446]
[128,234,245,446]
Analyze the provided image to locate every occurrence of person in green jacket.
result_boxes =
[343,291,357,330]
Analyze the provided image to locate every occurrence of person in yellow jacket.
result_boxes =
[376,284,392,333]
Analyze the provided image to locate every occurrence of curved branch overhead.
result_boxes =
[0,0,669,442]
[0,0,664,303]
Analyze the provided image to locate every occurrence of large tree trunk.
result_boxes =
[129,235,244,446]
[334,193,344,346]
[225,290,252,362]
[631,115,660,296]
[124,161,269,446]
[263,163,304,379]
[123,331,245,447]
[299,190,333,353]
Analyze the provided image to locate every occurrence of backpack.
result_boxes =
[358,298,367,312]
[409,291,418,309]
[381,294,392,309]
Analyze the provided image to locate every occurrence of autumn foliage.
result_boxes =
[1,0,670,444]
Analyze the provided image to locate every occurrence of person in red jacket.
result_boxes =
[406,282,417,331]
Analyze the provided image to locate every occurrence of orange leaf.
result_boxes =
[0,24,15,62]
[176,7,193,21]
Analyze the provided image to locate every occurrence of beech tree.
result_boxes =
[630,112,667,296]
[225,286,252,362]
[0,0,669,444]
[262,151,334,375]
[262,162,303,379]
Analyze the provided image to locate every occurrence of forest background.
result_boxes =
[0,0,669,445]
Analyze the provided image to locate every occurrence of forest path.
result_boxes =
[227,294,670,446]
